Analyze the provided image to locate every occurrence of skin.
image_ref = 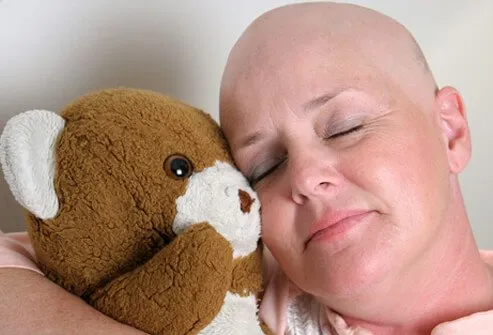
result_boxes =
[220,2,493,334]
[0,3,491,335]
[0,269,147,335]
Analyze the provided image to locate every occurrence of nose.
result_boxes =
[289,151,342,204]
[238,189,254,213]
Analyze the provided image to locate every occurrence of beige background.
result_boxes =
[1,0,492,247]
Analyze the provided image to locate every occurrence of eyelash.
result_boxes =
[324,124,364,139]
[248,125,364,186]
[249,157,286,187]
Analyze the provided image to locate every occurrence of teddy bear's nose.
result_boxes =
[238,189,254,214]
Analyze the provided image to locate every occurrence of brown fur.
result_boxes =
[22,88,266,334]
[91,222,233,334]
[230,244,263,297]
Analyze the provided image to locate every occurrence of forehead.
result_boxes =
[221,39,395,142]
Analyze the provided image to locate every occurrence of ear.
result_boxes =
[0,110,65,219]
[434,86,471,174]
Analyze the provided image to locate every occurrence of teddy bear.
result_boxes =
[0,88,270,335]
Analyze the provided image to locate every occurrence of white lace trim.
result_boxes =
[286,294,374,335]
[286,294,332,335]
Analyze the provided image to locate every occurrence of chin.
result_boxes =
[302,246,394,300]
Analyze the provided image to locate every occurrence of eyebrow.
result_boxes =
[302,91,343,112]
[235,131,265,152]
[235,90,346,151]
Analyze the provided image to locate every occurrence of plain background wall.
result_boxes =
[1,0,492,247]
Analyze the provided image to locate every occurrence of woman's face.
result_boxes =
[220,42,454,303]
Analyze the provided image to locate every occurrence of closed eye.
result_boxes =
[325,124,364,139]
[248,157,286,187]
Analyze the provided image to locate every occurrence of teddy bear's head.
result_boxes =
[0,88,261,297]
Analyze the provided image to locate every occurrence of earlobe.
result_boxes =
[435,86,471,173]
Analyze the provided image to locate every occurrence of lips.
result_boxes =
[306,209,373,245]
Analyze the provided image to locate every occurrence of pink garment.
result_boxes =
[1,230,493,334]
[0,231,42,275]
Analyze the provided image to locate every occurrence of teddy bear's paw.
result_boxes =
[172,161,261,259]
[198,292,264,335]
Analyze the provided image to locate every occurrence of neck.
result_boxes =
[328,189,493,335]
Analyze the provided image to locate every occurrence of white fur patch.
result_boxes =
[0,110,65,219]
[172,161,261,258]
[199,292,264,335]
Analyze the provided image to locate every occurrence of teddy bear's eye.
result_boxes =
[164,154,193,180]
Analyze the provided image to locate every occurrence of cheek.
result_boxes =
[258,187,283,244]
[345,125,450,237]
[257,183,295,256]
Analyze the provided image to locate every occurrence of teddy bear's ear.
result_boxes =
[0,110,65,219]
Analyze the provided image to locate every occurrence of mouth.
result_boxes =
[305,209,374,247]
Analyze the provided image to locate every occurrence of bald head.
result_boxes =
[215,3,474,317]
[220,2,437,132]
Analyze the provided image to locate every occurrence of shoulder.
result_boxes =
[432,309,493,334]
